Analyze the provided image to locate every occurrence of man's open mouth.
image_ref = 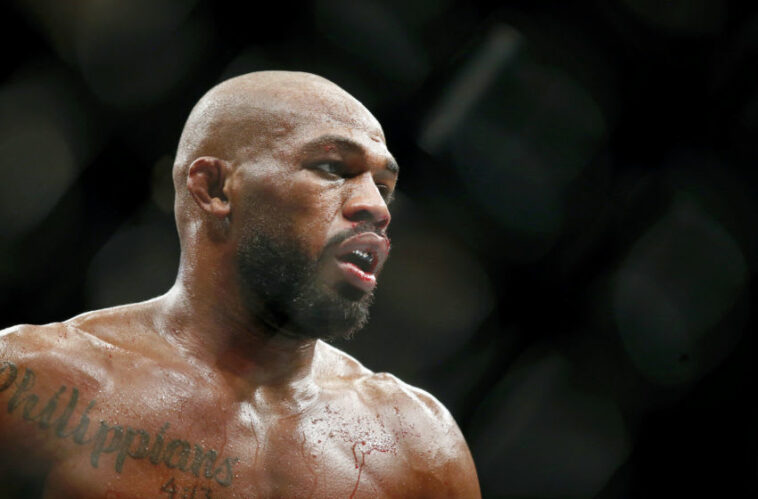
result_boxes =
[334,232,390,292]
[338,248,378,273]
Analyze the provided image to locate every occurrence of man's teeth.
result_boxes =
[346,249,374,271]
[354,250,371,261]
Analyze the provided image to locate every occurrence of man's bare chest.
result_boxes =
[1,361,411,498]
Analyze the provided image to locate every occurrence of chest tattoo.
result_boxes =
[0,360,240,487]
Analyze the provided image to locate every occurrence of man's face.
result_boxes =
[229,96,398,340]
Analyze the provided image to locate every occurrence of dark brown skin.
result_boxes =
[0,71,481,498]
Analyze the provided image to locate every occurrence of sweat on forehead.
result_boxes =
[174,71,382,167]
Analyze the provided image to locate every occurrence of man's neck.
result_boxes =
[156,281,320,398]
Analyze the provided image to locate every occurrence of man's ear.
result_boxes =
[186,156,232,219]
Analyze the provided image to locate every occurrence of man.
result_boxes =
[0,71,481,498]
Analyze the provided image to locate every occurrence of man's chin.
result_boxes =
[289,285,373,341]
[335,281,372,302]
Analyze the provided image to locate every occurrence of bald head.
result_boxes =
[174,71,380,172]
[172,71,384,246]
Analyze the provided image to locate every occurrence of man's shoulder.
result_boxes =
[1,320,98,360]
[4,298,165,350]
[0,304,162,385]
[0,320,112,392]
[315,342,481,497]
[3,312,114,357]
[0,321,115,459]
[316,341,457,430]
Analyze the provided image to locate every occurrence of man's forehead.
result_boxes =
[216,74,379,132]
[265,93,384,140]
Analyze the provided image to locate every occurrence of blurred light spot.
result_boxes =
[613,193,747,386]
[663,152,758,271]
[151,155,175,214]
[0,70,90,238]
[13,0,83,63]
[420,24,522,153]
[453,67,605,237]
[314,0,430,88]
[620,0,726,35]
[470,350,629,498]
[0,122,75,238]
[426,27,605,259]
[73,0,208,108]
[86,215,179,308]
[380,0,456,28]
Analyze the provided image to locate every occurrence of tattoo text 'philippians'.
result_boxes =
[0,361,239,487]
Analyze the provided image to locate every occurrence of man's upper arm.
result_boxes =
[0,323,83,462]
[369,373,482,498]
[0,324,33,405]
[413,389,481,499]
[0,324,52,470]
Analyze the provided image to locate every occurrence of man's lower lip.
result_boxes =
[336,261,377,292]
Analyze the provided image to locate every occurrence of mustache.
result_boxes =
[323,223,390,252]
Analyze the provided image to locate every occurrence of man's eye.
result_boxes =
[312,162,343,177]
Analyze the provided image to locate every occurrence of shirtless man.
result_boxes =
[0,71,480,498]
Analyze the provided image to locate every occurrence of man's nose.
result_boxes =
[342,173,391,230]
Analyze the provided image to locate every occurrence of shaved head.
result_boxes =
[173,70,380,179]
[172,71,383,247]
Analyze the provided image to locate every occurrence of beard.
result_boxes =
[236,225,376,341]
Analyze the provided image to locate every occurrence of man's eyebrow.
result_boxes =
[300,134,400,175]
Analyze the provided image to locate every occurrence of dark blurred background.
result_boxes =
[1,0,757,497]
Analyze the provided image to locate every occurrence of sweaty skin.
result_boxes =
[0,71,481,498]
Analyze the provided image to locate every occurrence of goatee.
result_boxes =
[237,227,377,341]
